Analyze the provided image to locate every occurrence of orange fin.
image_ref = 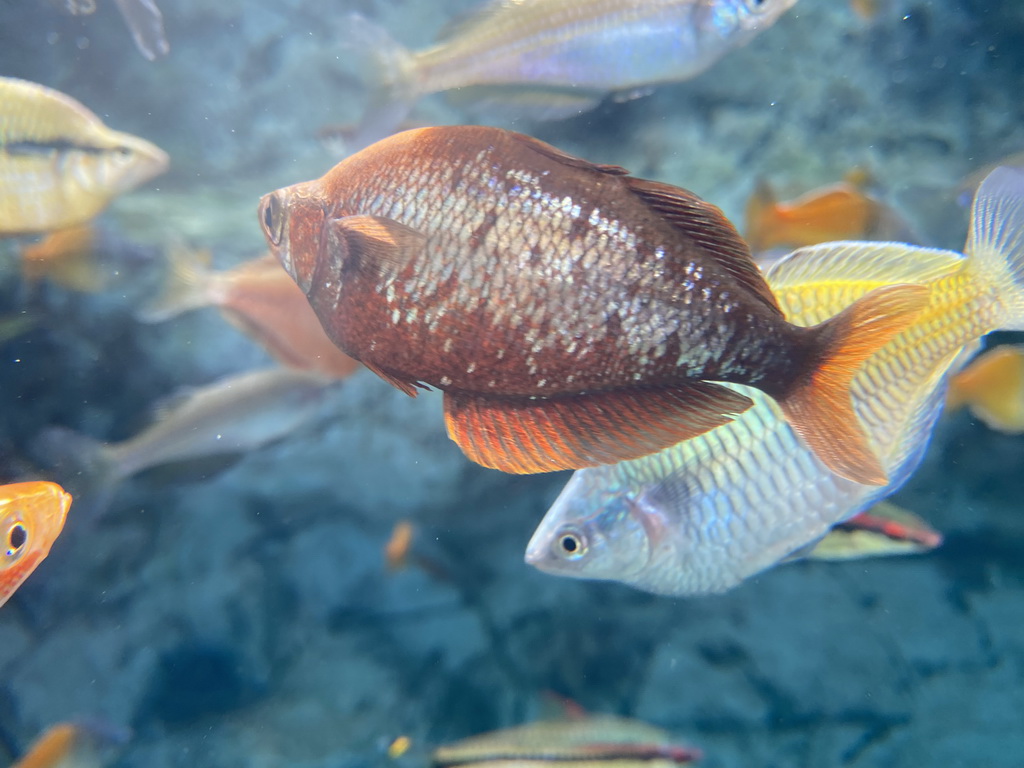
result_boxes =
[780,283,930,486]
[327,215,425,279]
[443,383,753,474]
[625,176,782,315]
[744,178,777,253]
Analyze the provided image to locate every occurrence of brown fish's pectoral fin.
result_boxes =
[328,215,426,279]
[779,283,930,487]
[623,177,783,315]
[443,383,753,474]
[362,360,422,397]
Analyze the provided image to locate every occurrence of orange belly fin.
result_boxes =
[362,361,422,397]
[443,382,753,474]
[778,283,929,486]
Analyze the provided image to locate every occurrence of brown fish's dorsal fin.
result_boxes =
[443,382,752,474]
[624,177,783,315]
[328,215,426,279]
[509,132,630,177]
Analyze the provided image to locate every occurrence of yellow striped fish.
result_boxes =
[0,76,168,235]
[526,167,1024,596]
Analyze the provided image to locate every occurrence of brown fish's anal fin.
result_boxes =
[624,177,783,315]
[779,283,930,486]
[443,383,753,474]
[362,360,421,397]
[328,215,426,279]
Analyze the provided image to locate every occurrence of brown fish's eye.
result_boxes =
[260,193,285,247]
[557,530,586,559]
[7,523,27,555]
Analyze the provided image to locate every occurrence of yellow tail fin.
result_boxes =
[779,283,929,485]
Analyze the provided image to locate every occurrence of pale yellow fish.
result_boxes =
[0,76,168,235]
[946,344,1024,433]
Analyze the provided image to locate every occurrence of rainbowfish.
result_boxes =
[525,167,1024,596]
[0,76,168,235]
[11,720,128,768]
[139,245,362,380]
[343,0,797,150]
[0,481,71,609]
[946,344,1024,434]
[34,368,335,494]
[432,716,701,768]
[744,175,913,253]
[260,125,925,484]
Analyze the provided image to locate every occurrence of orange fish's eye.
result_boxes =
[6,521,28,558]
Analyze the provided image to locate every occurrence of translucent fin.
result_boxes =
[947,344,1024,433]
[112,0,170,61]
[327,215,426,278]
[136,242,215,322]
[443,383,752,475]
[446,85,604,121]
[966,166,1024,329]
[802,501,942,561]
[30,426,122,512]
[780,283,930,486]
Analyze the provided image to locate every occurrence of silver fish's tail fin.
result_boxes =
[778,283,930,487]
[30,426,122,515]
[341,14,420,154]
[135,241,213,323]
[966,166,1024,330]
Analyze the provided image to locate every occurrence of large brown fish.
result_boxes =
[258,126,926,484]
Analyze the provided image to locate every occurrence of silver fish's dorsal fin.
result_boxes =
[766,241,964,291]
[625,176,783,315]
[327,214,426,279]
[509,131,630,176]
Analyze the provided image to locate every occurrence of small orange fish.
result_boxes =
[12,720,128,768]
[0,481,71,609]
[849,0,880,21]
[260,126,927,485]
[140,245,361,380]
[745,176,884,252]
[946,345,1024,433]
[19,224,105,293]
[384,521,416,572]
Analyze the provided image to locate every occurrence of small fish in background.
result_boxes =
[0,313,37,345]
[64,0,169,61]
[387,735,412,759]
[0,481,71,609]
[744,171,916,253]
[801,501,942,561]
[260,125,926,485]
[384,521,416,572]
[849,0,883,21]
[946,344,1024,434]
[32,368,336,501]
[0,77,169,235]
[526,168,1024,596]
[11,720,129,768]
[138,244,362,380]
[340,0,797,151]
[432,716,701,768]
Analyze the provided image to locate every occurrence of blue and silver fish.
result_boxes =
[344,0,797,150]
[525,167,1024,596]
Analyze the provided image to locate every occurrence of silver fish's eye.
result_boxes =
[6,522,27,557]
[555,529,587,560]
[260,193,285,247]
[745,0,769,11]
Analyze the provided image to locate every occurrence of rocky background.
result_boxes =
[1,0,1023,766]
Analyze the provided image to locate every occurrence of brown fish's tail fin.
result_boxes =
[136,241,215,323]
[779,283,930,486]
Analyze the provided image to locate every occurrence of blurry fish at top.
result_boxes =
[526,167,1024,596]
[139,244,361,379]
[341,0,797,152]
[849,0,884,21]
[0,481,71,609]
[0,77,169,235]
[433,715,701,768]
[32,368,336,503]
[946,344,1024,434]
[260,125,926,485]
[744,171,916,254]
[802,500,941,561]
[63,0,170,61]
[10,719,129,768]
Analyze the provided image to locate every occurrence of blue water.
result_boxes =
[1,1,1023,766]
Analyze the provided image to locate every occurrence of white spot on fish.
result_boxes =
[440,375,452,386]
